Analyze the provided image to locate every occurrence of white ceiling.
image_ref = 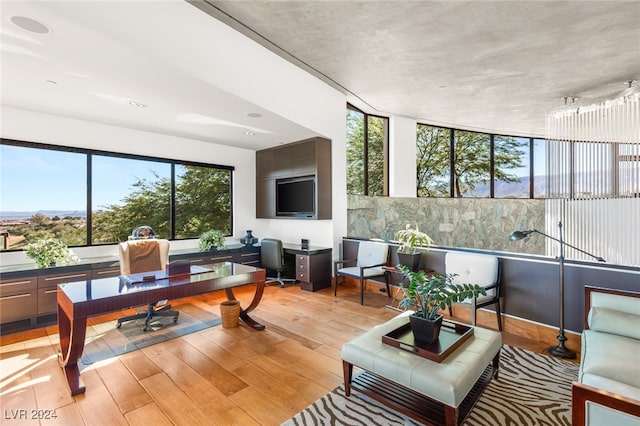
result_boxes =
[2,1,640,151]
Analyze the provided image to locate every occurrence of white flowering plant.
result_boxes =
[24,238,79,268]
[395,223,433,254]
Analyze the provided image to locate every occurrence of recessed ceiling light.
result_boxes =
[244,131,255,136]
[129,100,148,108]
[246,112,262,118]
[11,16,50,34]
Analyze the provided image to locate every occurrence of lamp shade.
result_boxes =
[509,230,535,241]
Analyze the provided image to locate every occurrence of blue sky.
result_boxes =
[1,145,167,212]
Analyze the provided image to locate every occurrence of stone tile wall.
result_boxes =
[347,195,546,255]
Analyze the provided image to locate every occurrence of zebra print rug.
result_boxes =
[283,345,579,426]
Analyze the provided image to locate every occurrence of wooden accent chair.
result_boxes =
[334,240,390,305]
[446,251,503,330]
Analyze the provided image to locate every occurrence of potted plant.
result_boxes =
[198,230,226,251]
[24,238,79,268]
[394,223,433,270]
[397,264,486,344]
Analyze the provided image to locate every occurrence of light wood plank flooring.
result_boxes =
[1,283,554,426]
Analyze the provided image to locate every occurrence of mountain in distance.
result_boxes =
[467,175,547,197]
[0,210,87,221]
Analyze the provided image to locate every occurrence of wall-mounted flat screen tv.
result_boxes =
[276,176,315,217]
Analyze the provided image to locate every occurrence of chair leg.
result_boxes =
[384,272,391,298]
[471,299,477,327]
[360,276,364,305]
[334,275,339,296]
[495,300,503,331]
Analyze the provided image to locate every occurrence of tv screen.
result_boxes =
[276,177,315,217]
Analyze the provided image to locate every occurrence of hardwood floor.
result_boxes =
[1,283,555,426]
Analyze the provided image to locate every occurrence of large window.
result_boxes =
[0,140,233,251]
[494,135,530,198]
[454,130,491,197]
[417,124,547,198]
[346,104,388,195]
[416,124,450,197]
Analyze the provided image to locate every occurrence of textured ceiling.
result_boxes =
[200,0,640,137]
[2,1,639,150]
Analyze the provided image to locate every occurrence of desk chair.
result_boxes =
[334,240,389,305]
[261,238,296,287]
[117,238,179,331]
[445,251,503,330]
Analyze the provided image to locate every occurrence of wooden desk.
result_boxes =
[57,262,265,396]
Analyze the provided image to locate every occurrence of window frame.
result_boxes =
[0,138,234,251]
[417,123,542,198]
[346,103,389,196]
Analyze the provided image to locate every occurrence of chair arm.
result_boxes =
[334,259,355,274]
[572,381,640,426]
[359,262,387,275]
[483,282,499,291]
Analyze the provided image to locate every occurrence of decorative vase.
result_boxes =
[397,252,421,271]
[409,313,443,344]
[240,230,258,246]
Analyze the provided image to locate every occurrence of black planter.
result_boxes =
[397,252,421,271]
[409,313,443,344]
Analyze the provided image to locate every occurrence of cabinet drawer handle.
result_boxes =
[0,293,32,300]
[44,273,87,282]
[189,258,204,263]
[240,254,256,257]
[211,256,233,260]
[96,270,118,275]
[44,289,58,294]
[0,280,33,287]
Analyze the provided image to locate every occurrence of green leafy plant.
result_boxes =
[198,229,226,251]
[397,264,486,320]
[24,238,79,268]
[395,223,433,254]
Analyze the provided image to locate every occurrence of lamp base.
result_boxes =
[547,344,576,359]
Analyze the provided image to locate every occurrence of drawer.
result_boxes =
[296,255,310,282]
[237,252,260,265]
[0,289,37,323]
[38,271,90,288]
[0,277,37,297]
[37,287,59,315]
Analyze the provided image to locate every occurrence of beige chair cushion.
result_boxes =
[445,252,499,301]
[119,239,170,275]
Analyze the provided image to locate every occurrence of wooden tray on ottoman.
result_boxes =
[382,320,474,362]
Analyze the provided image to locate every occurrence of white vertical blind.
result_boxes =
[545,87,640,266]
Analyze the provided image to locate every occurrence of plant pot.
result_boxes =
[409,313,443,344]
[220,300,241,328]
[397,252,421,271]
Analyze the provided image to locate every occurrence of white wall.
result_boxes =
[1,3,348,264]
[0,106,257,265]
[389,115,418,197]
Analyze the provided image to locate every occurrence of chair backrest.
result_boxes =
[119,239,170,275]
[260,238,285,271]
[445,251,499,296]
[356,241,389,267]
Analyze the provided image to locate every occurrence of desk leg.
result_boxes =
[58,304,87,396]
[225,279,266,331]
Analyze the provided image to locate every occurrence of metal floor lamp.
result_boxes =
[510,221,605,359]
